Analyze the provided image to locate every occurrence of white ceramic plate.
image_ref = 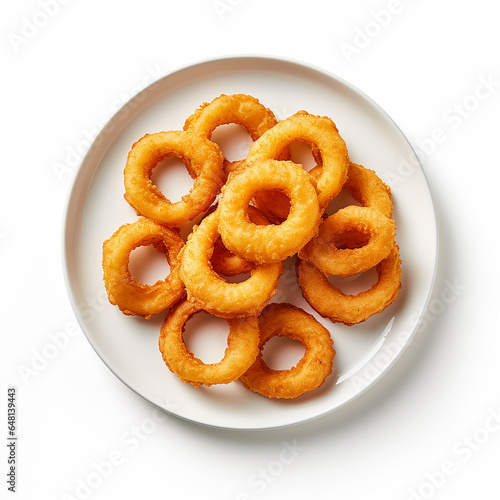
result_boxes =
[63,56,438,430]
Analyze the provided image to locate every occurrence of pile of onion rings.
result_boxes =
[101,93,402,399]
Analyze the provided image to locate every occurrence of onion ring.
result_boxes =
[240,303,335,399]
[184,93,280,174]
[296,244,402,326]
[298,205,396,277]
[180,211,283,318]
[218,159,320,264]
[123,131,225,227]
[102,217,185,319]
[244,111,349,212]
[158,299,260,387]
[341,162,393,218]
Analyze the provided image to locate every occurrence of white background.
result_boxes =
[1,1,499,499]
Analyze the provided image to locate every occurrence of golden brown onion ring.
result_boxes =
[123,131,225,227]
[218,160,320,264]
[298,205,396,277]
[158,299,260,387]
[184,93,280,174]
[244,111,349,213]
[297,245,402,326]
[240,303,335,399]
[180,211,283,318]
[321,161,393,218]
[102,217,185,319]
[344,162,393,218]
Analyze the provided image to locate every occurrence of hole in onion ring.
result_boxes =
[324,188,363,216]
[129,244,171,285]
[151,156,194,203]
[289,141,317,171]
[182,311,230,363]
[218,272,252,284]
[333,229,370,249]
[261,336,306,370]
[251,189,291,222]
[327,266,379,295]
[210,123,254,162]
